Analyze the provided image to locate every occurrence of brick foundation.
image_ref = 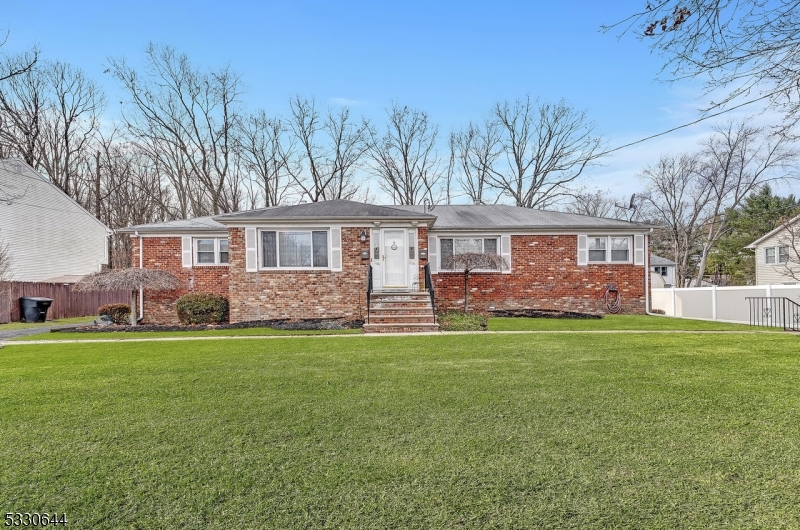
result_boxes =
[431,235,646,314]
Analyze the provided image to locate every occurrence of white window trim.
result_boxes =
[765,245,789,265]
[437,235,503,273]
[194,237,229,266]
[587,235,632,264]
[258,228,332,271]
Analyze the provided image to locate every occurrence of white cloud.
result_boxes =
[329,97,362,107]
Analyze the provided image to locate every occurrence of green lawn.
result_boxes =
[0,316,95,331]
[1,332,799,528]
[8,314,765,341]
[488,314,756,331]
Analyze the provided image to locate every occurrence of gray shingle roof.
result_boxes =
[650,254,676,266]
[214,200,436,223]
[118,201,654,233]
[391,204,653,231]
[116,216,226,234]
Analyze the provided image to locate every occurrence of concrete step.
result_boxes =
[363,323,441,333]
[370,302,433,310]
[368,307,434,316]
[368,314,438,324]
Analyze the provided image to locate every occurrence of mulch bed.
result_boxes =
[52,318,365,333]
[488,309,602,320]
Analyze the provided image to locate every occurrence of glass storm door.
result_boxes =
[382,229,407,288]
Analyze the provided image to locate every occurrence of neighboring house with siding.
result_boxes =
[745,215,800,285]
[650,255,676,287]
[0,159,111,282]
[119,200,654,331]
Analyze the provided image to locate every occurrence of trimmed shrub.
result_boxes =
[176,293,229,325]
[98,303,131,324]
[437,311,487,331]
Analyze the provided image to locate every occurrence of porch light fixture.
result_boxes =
[411,221,419,226]
[373,221,381,226]
[359,230,367,242]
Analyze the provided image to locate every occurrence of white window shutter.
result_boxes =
[500,235,512,274]
[181,237,193,268]
[330,227,342,271]
[634,234,645,265]
[245,228,257,272]
[577,235,588,266]
[427,235,438,273]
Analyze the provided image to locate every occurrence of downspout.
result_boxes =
[137,231,144,320]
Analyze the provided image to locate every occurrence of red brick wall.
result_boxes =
[133,230,646,324]
[131,236,230,325]
[226,227,372,323]
[431,234,647,315]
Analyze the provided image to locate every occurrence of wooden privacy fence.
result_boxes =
[0,281,129,323]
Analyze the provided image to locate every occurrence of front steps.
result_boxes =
[363,291,440,333]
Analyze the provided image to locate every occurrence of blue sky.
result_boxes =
[2,0,789,200]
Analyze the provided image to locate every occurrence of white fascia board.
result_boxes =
[428,228,652,236]
[134,231,228,238]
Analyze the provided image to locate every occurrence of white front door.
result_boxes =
[382,228,407,288]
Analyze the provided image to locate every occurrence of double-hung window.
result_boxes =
[766,245,790,264]
[261,230,329,269]
[195,238,229,265]
[588,236,630,263]
[439,237,500,270]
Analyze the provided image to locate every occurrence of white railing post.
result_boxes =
[711,284,717,320]
[671,285,677,317]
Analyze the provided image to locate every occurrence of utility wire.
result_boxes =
[598,92,777,157]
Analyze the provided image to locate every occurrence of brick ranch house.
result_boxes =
[118,200,654,331]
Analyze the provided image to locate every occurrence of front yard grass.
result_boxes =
[1,332,799,528]
[488,314,757,331]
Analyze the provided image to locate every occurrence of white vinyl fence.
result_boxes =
[651,285,800,324]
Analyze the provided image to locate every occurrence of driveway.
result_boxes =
[0,322,93,340]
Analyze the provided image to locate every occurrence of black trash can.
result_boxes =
[19,297,54,323]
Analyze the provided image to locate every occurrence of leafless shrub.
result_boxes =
[441,252,508,311]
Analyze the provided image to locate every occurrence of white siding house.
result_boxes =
[0,159,110,282]
[650,254,676,287]
[745,215,800,285]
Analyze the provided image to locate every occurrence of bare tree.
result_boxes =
[0,55,46,167]
[776,217,800,283]
[367,103,441,205]
[638,153,711,287]
[449,121,501,204]
[285,97,369,202]
[0,239,12,281]
[239,109,292,208]
[109,43,243,215]
[692,120,798,286]
[564,189,616,218]
[441,252,508,311]
[38,61,105,198]
[487,96,604,209]
[605,1,800,128]
[75,268,181,326]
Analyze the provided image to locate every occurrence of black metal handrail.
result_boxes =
[745,297,800,331]
[366,264,373,325]
[424,263,435,324]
